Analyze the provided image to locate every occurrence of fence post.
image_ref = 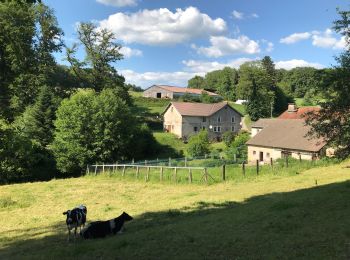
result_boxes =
[169,157,171,167]
[160,167,163,181]
[86,165,89,175]
[94,164,97,175]
[204,168,208,184]
[132,158,134,165]
[185,157,187,167]
[189,169,192,183]
[222,164,226,181]
[103,163,105,173]
[285,156,288,168]
[270,158,273,172]
[256,160,259,175]
[299,153,302,163]
[146,167,150,181]
[174,167,177,182]
[136,166,139,178]
[122,165,126,177]
[242,162,245,176]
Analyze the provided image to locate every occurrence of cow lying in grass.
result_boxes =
[63,205,87,241]
[80,212,133,239]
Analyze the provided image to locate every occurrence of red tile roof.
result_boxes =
[168,102,231,117]
[278,106,320,119]
[156,85,219,96]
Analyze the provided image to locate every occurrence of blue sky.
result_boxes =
[45,0,348,88]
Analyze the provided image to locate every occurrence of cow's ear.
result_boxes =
[63,211,68,215]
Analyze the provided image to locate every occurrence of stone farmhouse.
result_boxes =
[143,85,221,100]
[163,102,243,140]
[246,104,325,164]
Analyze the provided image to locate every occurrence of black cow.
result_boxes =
[80,212,133,239]
[63,205,87,241]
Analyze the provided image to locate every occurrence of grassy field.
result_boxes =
[1,160,350,259]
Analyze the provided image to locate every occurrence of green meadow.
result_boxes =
[1,160,350,259]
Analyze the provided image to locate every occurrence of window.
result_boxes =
[231,116,235,123]
[213,126,217,132]
[231,126,235,132]
[202,117,206,122]
[213,126,221,132]
[156,93,161,98]
[194,127,198,132]
[217,126,221,132]
[253,151,256,155]
[217,116,221,123]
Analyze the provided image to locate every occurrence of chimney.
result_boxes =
[287,103,298,112]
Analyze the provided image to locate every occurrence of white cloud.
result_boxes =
[195,36,260,57]
[119,46,142,58]
[266,42,274,52]
[99,7,226,46]
[280,29,346,49]
[232,10,244,19]
[183,58,254,73]
[96,0,137,7]
[251,13,259,18]
[312,29,346,49]
[275,59,324,70]
[280,32,311,44]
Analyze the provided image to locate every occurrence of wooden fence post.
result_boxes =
[122,165,126,177]
[86,165,89,175]
[146,167,150,181]
[174,167,177,182]
[136,166,139,178]
[94,164,97,176]
[285,156,288,168]
[299,153,302,163]
[204,168,208,184]
[103,163,105,173]
[189,169,192,183]
[169,157,171,167]
[222,164,226,181]
[256,160,259,175]
[185,157,187,167]
[160,167,163,181]
[242,162,245,176]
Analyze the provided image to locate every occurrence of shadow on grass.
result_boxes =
[2,181,350,259]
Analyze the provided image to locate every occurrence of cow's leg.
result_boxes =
[67,228,71,242]
[74,226,77,241]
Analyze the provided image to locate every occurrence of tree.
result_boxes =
[188,75,205,89]
[245,78,271,121]
[52,89,156,174]
[226,131,250,160]
[66,22,130,103]
[14,85,59,148]
[187,130,210,157]
[306,7,350,158]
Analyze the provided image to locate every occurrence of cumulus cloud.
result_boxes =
[280,29,346,49]
[98,7,226,45]
[96,0,138,7]
[280,32,311,44]
[312,29,346,49]
[275,59,324,70]
[195,36,260,57]
[119,46,142,58]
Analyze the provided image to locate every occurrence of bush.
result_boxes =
[187,130,210,157]
[226,131,251,160]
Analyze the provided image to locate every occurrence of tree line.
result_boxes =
[0,0,158,183]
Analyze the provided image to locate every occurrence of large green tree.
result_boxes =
[306,7,350,158]
[66,22,130,103]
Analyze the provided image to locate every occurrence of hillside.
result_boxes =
[1,161,350,259]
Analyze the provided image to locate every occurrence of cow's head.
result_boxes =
[121,212,133,221]
[63,210,74,225]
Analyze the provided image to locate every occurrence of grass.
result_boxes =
[228,102,246,115]
[1,160,350,259]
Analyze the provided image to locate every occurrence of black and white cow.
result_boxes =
[63,205,87,241]
[80,212,133,239]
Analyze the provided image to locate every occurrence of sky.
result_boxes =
[45,0,349,88]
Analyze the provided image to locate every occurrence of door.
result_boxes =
[259,151,264,162]
[156,92,161,98]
